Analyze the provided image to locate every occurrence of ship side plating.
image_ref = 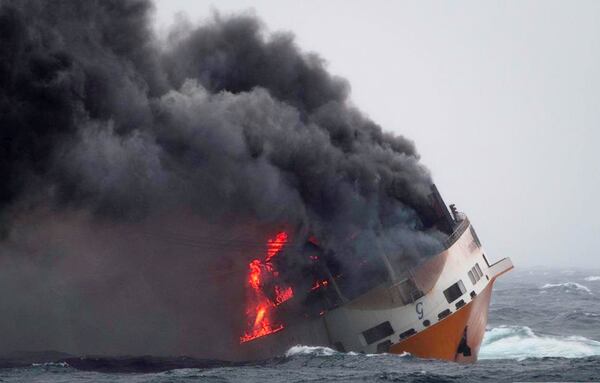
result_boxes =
[324,216,512,361]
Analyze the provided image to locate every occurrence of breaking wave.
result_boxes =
[584,276,600,281]
[479,326,600,360]
[541,282,592,294]
[285,345,339,357]
[284,345,409,359]
[31,362,70,368]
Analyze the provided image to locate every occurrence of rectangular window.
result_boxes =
[468,270,476,284]
[377,340,392,353]
[475,263,483,279]
[362,321,394,345]
[443,280,466,303]
[399,328,416,340]
[438,308,452,320]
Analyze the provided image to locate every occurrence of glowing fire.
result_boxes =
[311,279,329,291]
[274,285,294,304]
[240,231,293,343]
[265,232,288,262]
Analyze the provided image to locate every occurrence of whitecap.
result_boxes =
[285,345,411,358]
[365,351,411,358]
[30,362,70,368]
[285,345,338,357]
[584,276,600,281]
[541,282,592,294]
[479,325,600,360]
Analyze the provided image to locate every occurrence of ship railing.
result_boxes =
[389,217,472,303]
[442,217,470,250]
[392,217,470,287]
[328,216,473,308]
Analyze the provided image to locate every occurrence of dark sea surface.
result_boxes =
[2,268,600,382]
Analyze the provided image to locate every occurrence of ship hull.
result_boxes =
[239,217,513,363]
[389,279,495,362]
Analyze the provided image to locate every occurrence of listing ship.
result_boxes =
[239,185,513,363]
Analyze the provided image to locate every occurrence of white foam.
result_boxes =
[479,325,600,360]
[541,282,592,294]
[584,276,600,281]
[285,345,338,357]
[31,362,70,368]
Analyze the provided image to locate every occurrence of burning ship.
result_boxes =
[0,1,511,362]
[238,185,513,363]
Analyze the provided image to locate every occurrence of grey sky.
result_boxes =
[153,1,600,268]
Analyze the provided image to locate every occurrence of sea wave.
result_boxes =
[479,325,600,360]
[31,362,70,368]
[285,345,338,357]
[284,345,409,359]
[541,282,592,294]
[584,276,600,281]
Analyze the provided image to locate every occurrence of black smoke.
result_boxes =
[0,0,444,359]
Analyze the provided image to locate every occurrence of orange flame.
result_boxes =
[265,232,288,262]
[240,231,293,343]
[274,285,294,304]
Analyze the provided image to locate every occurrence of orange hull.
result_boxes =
[389,280,495,362]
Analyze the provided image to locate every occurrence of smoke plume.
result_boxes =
[0,0,443,359]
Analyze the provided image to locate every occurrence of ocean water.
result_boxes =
[2,268,600,382]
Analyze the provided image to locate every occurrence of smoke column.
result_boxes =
[0,0,444,359]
